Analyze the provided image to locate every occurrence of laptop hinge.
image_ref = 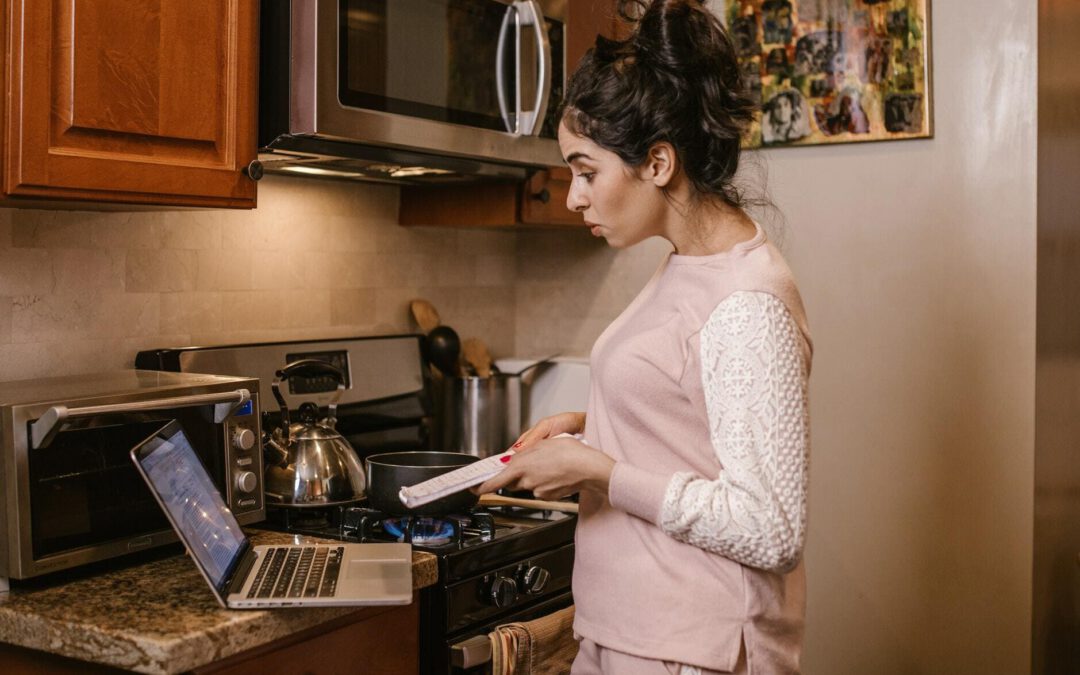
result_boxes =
[225,546,259,596]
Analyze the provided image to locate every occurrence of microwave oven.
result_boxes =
[258,0,567,183]
[0,371,263,589]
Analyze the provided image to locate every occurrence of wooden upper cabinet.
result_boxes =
[3,0,258,208]
[566,0,619,72]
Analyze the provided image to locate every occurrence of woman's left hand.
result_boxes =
[472,437,615,501]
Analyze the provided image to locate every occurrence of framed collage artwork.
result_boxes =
[715,0,933,148]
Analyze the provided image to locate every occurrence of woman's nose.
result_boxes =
[566,183,588,213]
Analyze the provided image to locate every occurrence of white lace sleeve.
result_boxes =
[659,291,810,573]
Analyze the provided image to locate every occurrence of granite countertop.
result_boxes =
[0,530,438,674]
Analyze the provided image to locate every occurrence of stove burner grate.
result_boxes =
[383,517,456,545]
[341,507,498,548]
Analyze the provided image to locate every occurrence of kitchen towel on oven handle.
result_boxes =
[489,605,577,675]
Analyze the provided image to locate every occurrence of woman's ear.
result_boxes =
[640,142,678,188]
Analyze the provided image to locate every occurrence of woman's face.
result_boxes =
[558,120,665,249]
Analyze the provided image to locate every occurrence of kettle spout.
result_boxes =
[263,432,290,468]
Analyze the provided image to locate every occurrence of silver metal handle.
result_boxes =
[450,634,493,669]
[30,389,251,449]
[518,0,552,136]
[496,5,515,133]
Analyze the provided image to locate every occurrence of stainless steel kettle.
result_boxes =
[263,359,366,506]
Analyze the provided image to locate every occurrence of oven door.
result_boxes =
[7,388,260,581]
[450,594,575,673]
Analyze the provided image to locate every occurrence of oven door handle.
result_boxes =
[30,389,251,449]
[450,634,493,670]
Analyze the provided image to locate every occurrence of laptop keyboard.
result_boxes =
[247,546,344,599]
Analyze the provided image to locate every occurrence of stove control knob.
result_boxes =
[236,471,258,494]
[232,428,256,451]
[519,565,550,595]
[488,576,518,608]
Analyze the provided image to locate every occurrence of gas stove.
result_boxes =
[262,501,575,583]
[263,502,577,674]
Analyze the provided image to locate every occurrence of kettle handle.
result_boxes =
[271,359,347,439]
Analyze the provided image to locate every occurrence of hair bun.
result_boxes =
[619,0,718,74]
[565,0,757,207]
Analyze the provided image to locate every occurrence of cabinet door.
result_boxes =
[4,0,258,208]
[567,0,619,71]
[520,168,581,227]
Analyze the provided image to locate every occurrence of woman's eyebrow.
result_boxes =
[565,152,594,164]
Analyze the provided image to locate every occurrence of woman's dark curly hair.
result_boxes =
[561,0,757,208]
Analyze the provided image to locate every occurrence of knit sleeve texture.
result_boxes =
[659,291,810,574]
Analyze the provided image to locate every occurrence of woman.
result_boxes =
[476,1,812,673]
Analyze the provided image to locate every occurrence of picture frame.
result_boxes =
[717,0,933,148]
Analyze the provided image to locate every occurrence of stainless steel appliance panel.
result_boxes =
[259,0,567,181]
[0,371,263,586]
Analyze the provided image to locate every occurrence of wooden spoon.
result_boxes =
[479,493,579,513]
[462,337,493,378]
[409,299,441,334]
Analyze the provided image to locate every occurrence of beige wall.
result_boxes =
[780,1,1035,671]
[516,0,1039,673]
[0,176,518,382]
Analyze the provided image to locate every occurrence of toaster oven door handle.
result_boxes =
[450,634,493,669]
[30,389,252,449]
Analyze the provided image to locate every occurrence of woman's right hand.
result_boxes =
[511,412,585,451]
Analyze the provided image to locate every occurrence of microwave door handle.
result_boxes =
[517,0,552,136]
[30,389,252,449]
[496,4,516,133]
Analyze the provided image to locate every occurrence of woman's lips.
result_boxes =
[588,224,603,237]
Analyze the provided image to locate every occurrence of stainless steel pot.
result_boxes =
[438,374,521,458]
[437,356,556,457]
[263,360,366,507]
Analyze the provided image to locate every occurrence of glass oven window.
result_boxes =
[28,409,225,559]
[339,0,563,138]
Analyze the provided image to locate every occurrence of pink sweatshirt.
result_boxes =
[573,223,812,673]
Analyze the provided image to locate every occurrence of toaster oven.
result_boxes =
[0,371,263,589]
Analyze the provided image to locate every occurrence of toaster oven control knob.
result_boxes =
[232,428,256,451]
[520,565,550,595]
[236,471,258,494]
[488,576,518,608]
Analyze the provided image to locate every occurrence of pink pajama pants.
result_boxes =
[570,637,748,675]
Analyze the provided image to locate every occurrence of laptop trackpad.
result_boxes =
[344,559,412,597]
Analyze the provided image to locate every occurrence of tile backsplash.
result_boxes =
[0,176,527,381]
[0,174,668,382]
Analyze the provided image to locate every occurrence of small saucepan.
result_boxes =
[365,451,480,515]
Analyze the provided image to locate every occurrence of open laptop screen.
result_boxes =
[135,422,246,591]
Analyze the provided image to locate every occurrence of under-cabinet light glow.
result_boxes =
[280,166,363,178]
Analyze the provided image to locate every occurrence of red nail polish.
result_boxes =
[512,442,523,448]
[500,455,512,463]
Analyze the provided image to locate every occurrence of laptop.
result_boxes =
[130,419,413,609]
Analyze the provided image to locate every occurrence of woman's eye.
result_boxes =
[577,172,595,183]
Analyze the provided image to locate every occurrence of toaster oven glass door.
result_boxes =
[339,0,564,137]
[28,409,225,560]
